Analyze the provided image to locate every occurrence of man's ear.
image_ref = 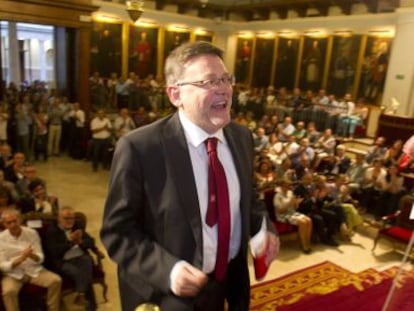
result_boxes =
[166,86,181,108]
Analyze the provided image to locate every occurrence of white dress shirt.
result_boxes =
[0,227,44,280]
[179,111,242,273]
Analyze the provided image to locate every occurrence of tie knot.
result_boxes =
[206,137,218,153]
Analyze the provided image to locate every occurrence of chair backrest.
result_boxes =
[396,195,414,229]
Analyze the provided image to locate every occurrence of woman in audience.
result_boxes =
[398,135,414,173]
[383,139,403,168]
[312,128,336,171]
[255,158,277,200]
[266,132,286,166]
[274,178,312,253]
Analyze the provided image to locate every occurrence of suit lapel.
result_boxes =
[161,113,203,264]
[224,125,250,239]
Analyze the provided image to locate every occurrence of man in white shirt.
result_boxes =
[90,109,112,171]
[113,108,136,140]
[0,208,61,311]
[69,102,86,159]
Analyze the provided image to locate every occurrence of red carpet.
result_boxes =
[250,261,414,311]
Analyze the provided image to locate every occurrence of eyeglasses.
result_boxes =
[176,75,235,89]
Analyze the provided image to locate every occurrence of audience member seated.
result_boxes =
[327,175,363,236]
[293,154,314,181]
[277,116,295,142]
[365,136,387,165]
[292,121,306,142]
[15,164,39,199]
[266,132,286,166]
[304,121,320,147]
[0,144,13,172]
[275,158,297,182]
[274,178,312,253]
[314,177,352,241]
[4,152,26,184]
[253,127,269,154]
[282,134,300,159]
[323,144,351,176]
[43,206,98,310]
[255,159,276,200]
[399,134,414,173]
[376,163,405,219]
[0,170,18,201]
[294,173,338,246]
[361,158,387,216]
[312,128,336,171]
[383,139,403,168]
[0,208,62,311]
[345,153,368,197]
[19,178,58,214]
[290,137,315,168]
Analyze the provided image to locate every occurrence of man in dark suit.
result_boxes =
[43,206,97,310]
[100,41,279,311]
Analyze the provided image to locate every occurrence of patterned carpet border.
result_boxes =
[249,261,412,311]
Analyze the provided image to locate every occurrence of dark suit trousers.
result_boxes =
[61,254,96,308]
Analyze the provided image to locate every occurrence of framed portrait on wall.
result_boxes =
[274,37,299,90]
[129,26,158,79]
[300,36,327,92]
[235,37,253,85]
[90,22,122,78]
[195,34,213,42]
[252,38,275,88]
[358,36,392,104]
[328,35,362,98]
[164,31,190,59]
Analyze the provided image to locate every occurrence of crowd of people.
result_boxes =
[249,111,409,252]
[0,66,412,308]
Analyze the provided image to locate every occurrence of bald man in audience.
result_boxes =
[0,208,62,311]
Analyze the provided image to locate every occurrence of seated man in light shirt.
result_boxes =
[0,208,62,311]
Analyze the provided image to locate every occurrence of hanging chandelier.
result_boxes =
[126,0,145,22]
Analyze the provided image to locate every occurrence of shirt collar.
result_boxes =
[178,110,226,148]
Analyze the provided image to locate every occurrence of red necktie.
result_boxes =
[205,137,231,281]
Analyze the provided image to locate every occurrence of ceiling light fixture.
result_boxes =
[126,0,145,23]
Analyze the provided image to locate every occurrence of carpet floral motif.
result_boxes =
[249,261,413,311]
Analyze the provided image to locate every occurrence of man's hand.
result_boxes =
[69,229,83,244]
[170,262,209,298]
[21,245,34,260]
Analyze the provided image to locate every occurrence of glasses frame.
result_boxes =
[176,75,235,89]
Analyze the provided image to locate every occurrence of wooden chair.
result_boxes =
[372,194,414,253]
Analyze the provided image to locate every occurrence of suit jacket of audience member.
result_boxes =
[326,155,352,175]
[43,221,96,272]
[101,112,274,311]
